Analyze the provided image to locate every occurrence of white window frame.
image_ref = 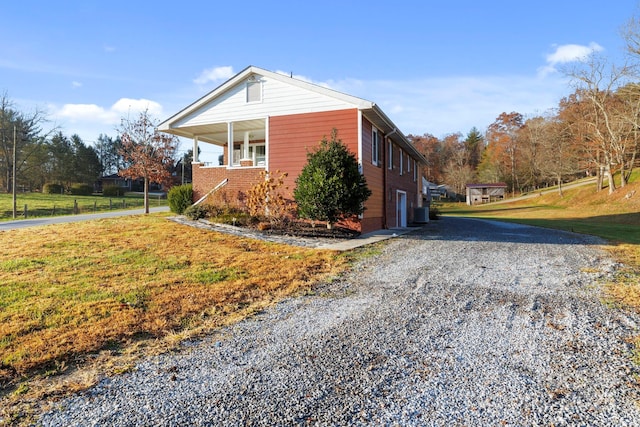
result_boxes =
[407,154,411,173]
[413,159,418,182]
[399,148,404,175]
[388,141,393,170]
[372,127,380,166]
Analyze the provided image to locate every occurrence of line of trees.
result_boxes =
[410,16,640,198]
[410,79,640,198]
[0,93,194,196]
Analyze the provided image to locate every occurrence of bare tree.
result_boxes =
[0,92,49,193]
[567,55,633,194]
[485,112,524,193]
[118,109,178,213]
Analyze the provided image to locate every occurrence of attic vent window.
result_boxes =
[246,79,262,103]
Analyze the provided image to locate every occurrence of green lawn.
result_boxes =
[0,192,168,221]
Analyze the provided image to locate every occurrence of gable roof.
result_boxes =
[158,65,426,164]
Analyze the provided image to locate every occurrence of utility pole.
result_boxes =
[12,125,17,219]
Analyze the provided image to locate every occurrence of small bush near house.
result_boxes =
[246,170,292,227]
[183,203,208,220]
[43,183,64,194]
[69,183,93,196]
[215,211,253,227]
[103,185,126,197]
[168,184,193,214]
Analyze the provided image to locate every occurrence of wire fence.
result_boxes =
[0,194,168,220]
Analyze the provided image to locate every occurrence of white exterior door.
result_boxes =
[396,190,407,228]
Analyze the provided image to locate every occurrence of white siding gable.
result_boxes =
[173,74,359,128]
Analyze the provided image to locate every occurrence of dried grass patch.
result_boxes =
[0,214,348,421]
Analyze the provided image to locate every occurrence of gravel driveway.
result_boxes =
[39,217,640,426]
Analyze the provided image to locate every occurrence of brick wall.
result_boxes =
[192,163,265,204]
[384,143,420,228]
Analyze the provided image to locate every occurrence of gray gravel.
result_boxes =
[38,216,640,426]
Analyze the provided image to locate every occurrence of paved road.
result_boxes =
[0,206,170,231]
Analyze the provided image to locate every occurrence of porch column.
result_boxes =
[227,122,233,166]
[265,115,269,170]
[243,131,250,159]
[192,135,199,163]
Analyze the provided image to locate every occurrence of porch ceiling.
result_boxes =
[163,119,266,146]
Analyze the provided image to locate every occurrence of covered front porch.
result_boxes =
[162,117,269,202]
[184,117,268,169]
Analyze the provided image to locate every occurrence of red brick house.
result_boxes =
[158,65,426,233]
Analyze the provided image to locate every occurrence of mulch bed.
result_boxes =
[254,220,360,240]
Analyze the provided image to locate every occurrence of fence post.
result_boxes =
[74,199,78,215]
[24,204,27,219]
[94,201,97,213]
[109,199,112,210]
[122,199,126,209]
[52,204,55,216]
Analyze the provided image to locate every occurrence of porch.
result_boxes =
[182,118,268,169]
[192,163,265,204]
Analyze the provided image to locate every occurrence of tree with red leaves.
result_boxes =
[118,109,178,213]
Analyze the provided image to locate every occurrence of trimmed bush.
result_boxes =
[43,183,65,194]
[168,184,193,214]
[294,129,371,227]
[42,183,64,194]
[103,185,126,197]
[69,183,93,196]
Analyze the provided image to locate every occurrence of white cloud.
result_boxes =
[193,66,235,85]
[55,103,117,124]
[72,81,82,88]
[50,98,166,142]
[323,74,568,137]
[111,98,163,117]
[104,44,116,53]
[538,42,604,77]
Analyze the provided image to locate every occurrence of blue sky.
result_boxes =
[1,1,638,160]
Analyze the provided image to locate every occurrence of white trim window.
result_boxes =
[246,80,262,103]
[372,127,380,166]
[388,141,393,170]
[407,154,411,173]
[413,159,418,182]
[399,148,404,175]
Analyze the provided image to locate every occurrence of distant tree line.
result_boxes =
[410,15,640,198]
[0,93,193,194]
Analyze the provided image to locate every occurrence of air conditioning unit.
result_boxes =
[414,207,429,223]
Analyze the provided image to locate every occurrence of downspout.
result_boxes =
[383,128,397,229]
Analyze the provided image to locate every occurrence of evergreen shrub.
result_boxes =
[168,184,193,214]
